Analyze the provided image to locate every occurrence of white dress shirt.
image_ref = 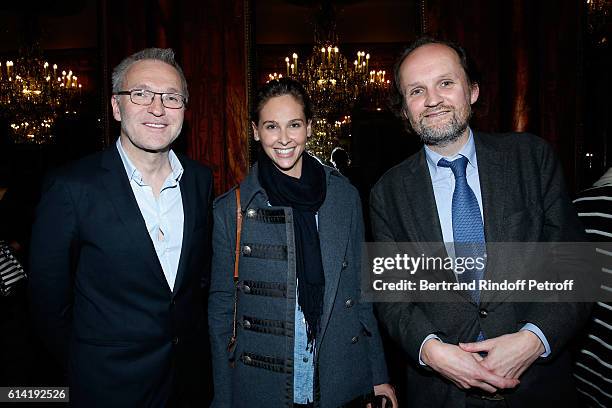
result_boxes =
[116,138,184,291]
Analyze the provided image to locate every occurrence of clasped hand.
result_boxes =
[421,330,544,393]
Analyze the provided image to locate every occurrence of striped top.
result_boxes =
[573,180,612,408]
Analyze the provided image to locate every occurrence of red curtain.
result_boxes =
[424,0,584,190]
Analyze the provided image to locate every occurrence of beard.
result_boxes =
[408,104,471,147]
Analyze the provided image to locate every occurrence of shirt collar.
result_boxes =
[167,149,184,184]
[115,138,184,186]
[424,128,477,177]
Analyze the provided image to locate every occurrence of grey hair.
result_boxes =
[111,48,189,103]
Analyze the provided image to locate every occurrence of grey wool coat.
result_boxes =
[209,162,388,408]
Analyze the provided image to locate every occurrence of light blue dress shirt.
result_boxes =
[116,138,184,292]
[418,130,550,364]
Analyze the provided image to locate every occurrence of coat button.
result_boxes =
[341,261,348,269]
[247,208,257,218]
[351,336,359,344]
[345,298,354,308]
[242,245,251,256]
[172,337,179,345]
[243,355,252,364]
[242,284,251,294]
[303,356,309,363]
[243,319,252,329]
[479,309,488,318]
[170,299,176,307]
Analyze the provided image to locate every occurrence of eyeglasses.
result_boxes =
[114,89,186,109]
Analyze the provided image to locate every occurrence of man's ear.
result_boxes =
[111,96,122,122]
[470,82,480,105]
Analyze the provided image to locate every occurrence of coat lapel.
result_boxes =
[172,161,195,295]
[403,151,446,244]
[317,172,351,343]
[474,132,507,244]
[473,133,509,305]
[100,147,170,291]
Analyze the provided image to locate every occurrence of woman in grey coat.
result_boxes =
[208,78,397,408]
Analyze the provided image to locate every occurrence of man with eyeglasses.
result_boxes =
[29,48,213,407]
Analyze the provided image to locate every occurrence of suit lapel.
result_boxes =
[100,147,170,291]
[403,151,445,244]
[474,132,507,244]
[172,161,195,295]
[317,173,350,343]
[404,154,461,286]
[473,133,509,305]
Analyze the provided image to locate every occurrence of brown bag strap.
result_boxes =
[234,187,242,280]
[228,187,242,355]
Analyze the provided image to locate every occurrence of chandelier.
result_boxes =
[268,2,389,161]
[0,43,82,144]
[586,0,610,46]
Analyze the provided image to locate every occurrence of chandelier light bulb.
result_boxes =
[266,14,390,161]
[1,49,82,143]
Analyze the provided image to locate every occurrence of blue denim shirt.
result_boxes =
[294,212,318,404]
[294,287,315,404]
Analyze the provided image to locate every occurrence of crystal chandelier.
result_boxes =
[0,43,82,144]
[267,2,389,161]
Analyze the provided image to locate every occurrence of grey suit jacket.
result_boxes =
[370,132,590,407]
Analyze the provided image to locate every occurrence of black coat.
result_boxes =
[29,146,213,407]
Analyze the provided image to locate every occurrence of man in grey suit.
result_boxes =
[370,37,590,407]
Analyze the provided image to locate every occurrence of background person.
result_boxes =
[573,167,612,407]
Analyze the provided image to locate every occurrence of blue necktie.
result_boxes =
[438,156,486,304]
